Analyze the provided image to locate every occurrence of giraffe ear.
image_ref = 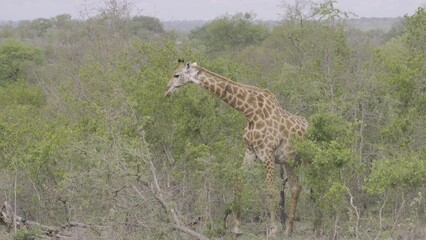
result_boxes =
[192,62,197,66]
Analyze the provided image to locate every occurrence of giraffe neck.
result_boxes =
[193,67,259,117]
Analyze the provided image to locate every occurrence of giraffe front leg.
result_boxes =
[263,153,278,237]
[232,173,243,235]
[232,148,257,235]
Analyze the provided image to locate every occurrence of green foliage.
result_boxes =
[30,18,53,37]
[0,1,425,238]
[52,14,72,27]
[381,116,414,149]
[260,21,351,115]
[131,16,165,34]
[314,0,351,22]
[305,112,350,142]
[374,7,426,156]
[0,81,70,189]
[0,25,14,38]
[366,156,426,195]
[190,13,268,54]
[375,37,417,108]
[0,40,42,84]
[294,112,359,214]
[0,80,45,107]
[12,227,41,240]
[405,7,426,53]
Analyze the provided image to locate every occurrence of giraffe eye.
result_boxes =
[174,74,180,78]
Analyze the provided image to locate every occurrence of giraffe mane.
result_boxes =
[195,65,283,106]
[196,66,269,93]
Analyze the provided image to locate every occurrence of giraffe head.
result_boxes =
[165,59,200,97]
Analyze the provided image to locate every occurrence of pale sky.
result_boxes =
[0,0,424,21]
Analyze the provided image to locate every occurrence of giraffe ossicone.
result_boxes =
[166,60,308,237]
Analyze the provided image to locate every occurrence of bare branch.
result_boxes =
[345,186,360,240]
[390,195,406,236]
[136,138,209,240]
[374,193,388,240]
[171,224,209,240]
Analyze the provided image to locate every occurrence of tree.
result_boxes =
[52,14,73,28]
[280,0,351,26]
[293,112,360,233]
[190,13,269,54]
[30,18,53,37]
[279,0,317,27]
[0,40,42,84]
[131,16,165,34]
[1,0,425,238]
[405,7,426,54]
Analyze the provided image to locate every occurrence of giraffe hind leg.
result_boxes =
[279,164,288,228]
[283,162,301,236]
[274,146,290,230]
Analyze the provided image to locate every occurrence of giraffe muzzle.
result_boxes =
[165,88,172,97]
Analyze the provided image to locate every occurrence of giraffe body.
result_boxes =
[166,61,308,236]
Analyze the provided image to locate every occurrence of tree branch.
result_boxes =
[137,141,209,240]
[171,224,209,240]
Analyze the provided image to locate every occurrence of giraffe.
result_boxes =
[165,60,308,236]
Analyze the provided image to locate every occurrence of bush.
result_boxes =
[12,227,41,240]
[0,40,42,84]
[366,156,426,195]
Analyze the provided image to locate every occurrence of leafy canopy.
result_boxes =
[190,12,269,54]
[0,40,42,84]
